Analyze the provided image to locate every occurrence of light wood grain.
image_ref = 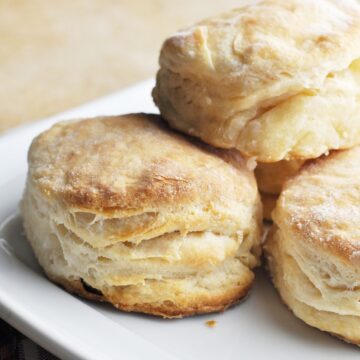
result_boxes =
[0,0,253,133]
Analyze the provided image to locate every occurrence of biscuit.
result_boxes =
[22,114,262,318]
[256,160,305,220]
[265,147,360,343]
[153,0,360,162]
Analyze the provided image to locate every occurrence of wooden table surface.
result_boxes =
[0,0,253,133]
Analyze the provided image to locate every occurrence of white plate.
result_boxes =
[0,80,358,360]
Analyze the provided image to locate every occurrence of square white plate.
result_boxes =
[0,80,358,360]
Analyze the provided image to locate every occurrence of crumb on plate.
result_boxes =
[206,320,217,328]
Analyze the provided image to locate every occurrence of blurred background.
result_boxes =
[0,0,252,133]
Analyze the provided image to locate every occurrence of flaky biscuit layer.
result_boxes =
[22,114,262,317]
[265,147,360,343]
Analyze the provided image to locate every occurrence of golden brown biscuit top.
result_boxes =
[273,147,360,263]
[28,114,256,213]
[160,0,360,103]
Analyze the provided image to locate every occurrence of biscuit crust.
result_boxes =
[22,114,262,317]
[153,0,360,162]
[50,266,253,318]
[265,147,360,343]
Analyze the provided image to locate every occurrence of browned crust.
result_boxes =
[49,275,252,319]
[29,114,256,214]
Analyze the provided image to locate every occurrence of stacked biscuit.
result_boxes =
[21,0,360,343]
[152,0,360,344]
[22,115,262,318]
[153,0,360,219]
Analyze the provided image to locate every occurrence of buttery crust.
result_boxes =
[50,270,252,318]
[153,0,360,162]
[265,147,360,343]
[22,114,262,318]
